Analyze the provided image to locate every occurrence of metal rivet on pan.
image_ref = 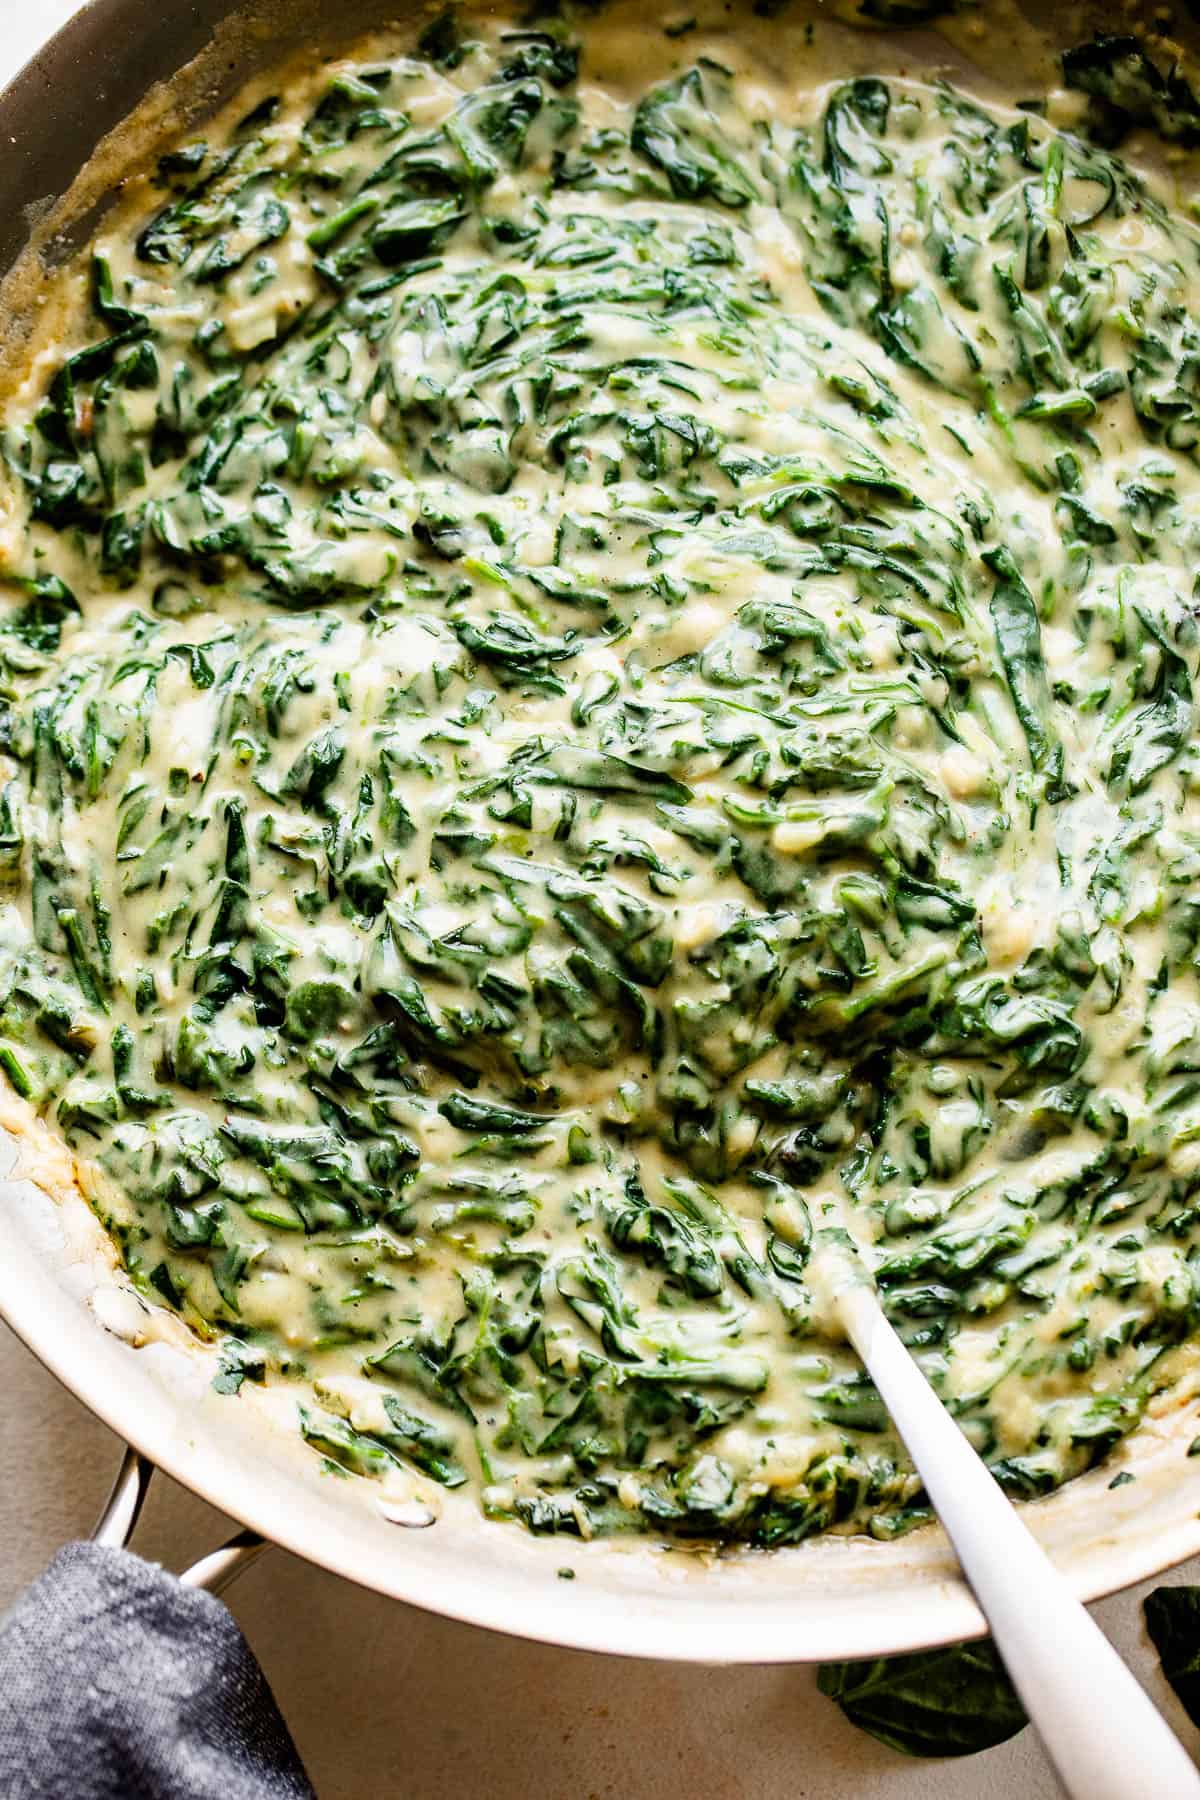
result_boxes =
[378,1498,436,1529]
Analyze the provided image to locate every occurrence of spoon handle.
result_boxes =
[838,1281,1200,1799]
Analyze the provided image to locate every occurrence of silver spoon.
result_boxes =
[812,1229,1200,1799]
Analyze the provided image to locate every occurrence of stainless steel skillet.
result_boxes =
[2,0,1200,1668]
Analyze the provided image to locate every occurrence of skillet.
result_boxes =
[2,0,1200,1663]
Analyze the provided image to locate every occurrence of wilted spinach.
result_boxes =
[818,1639,1027,1757]
[1145,1587,1200,1731]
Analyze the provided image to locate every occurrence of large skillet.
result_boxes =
[3,0,1200,1665]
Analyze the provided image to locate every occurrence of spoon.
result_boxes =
[811,1229,1200,1799]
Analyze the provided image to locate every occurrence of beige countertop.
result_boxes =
[1,5,1199,1794]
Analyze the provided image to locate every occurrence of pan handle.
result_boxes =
[93,1444,268,1597]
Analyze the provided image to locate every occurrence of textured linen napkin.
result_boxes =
[0,1542,315,1799]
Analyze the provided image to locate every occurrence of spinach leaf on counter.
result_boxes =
[1145,1587,1200,1731]
[818,1640,1027,1757]
[824,1589,1200,1766]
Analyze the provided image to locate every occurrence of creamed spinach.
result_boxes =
[3,7,1200,1544]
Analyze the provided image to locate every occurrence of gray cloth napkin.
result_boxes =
[0,1542,315,1799]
